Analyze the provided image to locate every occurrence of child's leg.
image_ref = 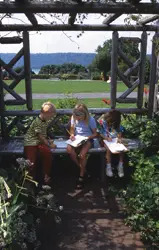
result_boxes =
[105,146,113,177]
[67,145,79,166]
[117,153,124,177]
[78,141,92,178]
[24,145,38,179]
[38,144,53,184]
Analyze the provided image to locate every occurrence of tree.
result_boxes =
[89,38,141,81]
[89,39,112,81]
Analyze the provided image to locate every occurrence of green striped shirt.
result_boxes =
[24,116,51,146]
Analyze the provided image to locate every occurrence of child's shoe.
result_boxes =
[106,164,113,177]
[117,162,124,178]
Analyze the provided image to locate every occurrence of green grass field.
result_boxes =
[8,79,129,93]
[6,98,137,110]
[5,79,138,109]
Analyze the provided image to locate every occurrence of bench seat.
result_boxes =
[0,138,106,155]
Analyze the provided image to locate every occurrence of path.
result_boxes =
[39,156,146,250]
[5,92,137,100]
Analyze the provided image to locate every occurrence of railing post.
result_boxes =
[111,31,118,109]
[148,33,159,118]
[0,67,7,138]
[23,31,32,110]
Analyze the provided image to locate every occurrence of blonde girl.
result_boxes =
[67,103,97,189]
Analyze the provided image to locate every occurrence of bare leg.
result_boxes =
[119,152,124,163]
[78,141,91,177]
[105,145,111,164]
[67,144,79,166]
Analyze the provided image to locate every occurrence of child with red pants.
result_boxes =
[24,102,56,185]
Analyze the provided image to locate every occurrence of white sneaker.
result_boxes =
[106,166,113,177]
[118,165,124,178]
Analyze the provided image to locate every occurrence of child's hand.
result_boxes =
[117,138,122,143]
[105,136,112,142]
[70,134,75,141]
[50,143,56,149]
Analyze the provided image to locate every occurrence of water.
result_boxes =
[32,68,40,74]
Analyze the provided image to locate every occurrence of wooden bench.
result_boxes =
[0,109,141,181]
[0,137,106,181]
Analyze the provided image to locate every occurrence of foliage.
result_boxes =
[39,63,87,76]
[118,40,140,74]
[0,158,63,249]
[89,39,112,80]
[31,74,51,79]
[123,151,159,248]
[122,114,159,151]
[89,38,141,81]
[60,73,78,80]
[91,71,101,80]
[48,95,79,136]
[0,158,39,249]
[121,114,159,248]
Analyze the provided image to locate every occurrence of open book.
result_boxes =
[104,138,128,154]
[66,135,88,147]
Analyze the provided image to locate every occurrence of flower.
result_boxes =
[102,98,111,105]
[144,87,149,95]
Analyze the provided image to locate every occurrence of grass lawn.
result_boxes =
[7,98,137,110]
[6,79,131,94]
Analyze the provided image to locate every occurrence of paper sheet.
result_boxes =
[104,138,128,153]
[66,135,88,147]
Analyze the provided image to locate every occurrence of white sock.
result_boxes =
[118,161,123,168]
[106,163,111,169]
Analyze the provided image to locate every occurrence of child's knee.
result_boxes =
[67,146,73,154]
[79,153,86,161]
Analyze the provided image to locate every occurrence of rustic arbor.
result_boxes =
[0,0,159,139]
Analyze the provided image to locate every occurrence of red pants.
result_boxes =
[24,144,52,179]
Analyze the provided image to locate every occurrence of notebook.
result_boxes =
[103,138,128,154]
[66,135,88,147]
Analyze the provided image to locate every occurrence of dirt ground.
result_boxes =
[38,155,146,250]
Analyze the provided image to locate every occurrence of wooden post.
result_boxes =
[23,31,32,110]
[0,67,7,138]
[148,33,159,118]
[111,31,118,109]
[137,31,147,108]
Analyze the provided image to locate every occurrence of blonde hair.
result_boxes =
[73,103,90,124]
[41,101,56,114]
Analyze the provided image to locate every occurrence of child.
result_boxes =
[67,103,97,189]
[24,102,56,185]
[99,109,124,178]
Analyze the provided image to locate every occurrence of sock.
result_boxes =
[106,163,111,169]
[118,161,123,168]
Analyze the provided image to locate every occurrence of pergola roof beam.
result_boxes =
[68,0,82,25]
[0,2,159,15]
[25,13,38,26]
[139,15,159,25]
[103,14,121,25]
[0,24,157,32]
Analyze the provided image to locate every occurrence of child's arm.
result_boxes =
[37,133,56,149]
[100,133,112,142]
[88,128,98,140]
[69,126,76,141]
[117,132,122,143]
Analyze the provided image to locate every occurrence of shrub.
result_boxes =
[91,72,101,80]
[121,114,159,248]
